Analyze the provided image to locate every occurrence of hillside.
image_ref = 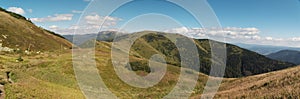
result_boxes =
[120,32,295,78]
[95,40,300,98]
[0,8,75,98]
[267,50,300,65]
[0,52,85,98]
[202,65,300,98]
[69,31,295,78]
[0,37,298,98]
[0,8,72,52]
[0,3,298,99]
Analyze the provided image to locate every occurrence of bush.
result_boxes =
[16,56,24,62]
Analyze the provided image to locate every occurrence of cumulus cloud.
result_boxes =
[72,10,83,14]
[165,27,300,47]
[7,7,25,15]
[265,37,273,41]
[165,27,261,40]
[290,37,300,41]
[47,25,78,34]
[166,27,189,33]
[49,25,59,30]
[31,14,73,22]
[83,14,121,29]
[47,14,121,35]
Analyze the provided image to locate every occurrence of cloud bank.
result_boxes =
[165,27,300,47]
[49,14,121,34]
[7,7,25,15]
[31,14,73,22]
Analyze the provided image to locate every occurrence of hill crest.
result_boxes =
[0,7,72,52]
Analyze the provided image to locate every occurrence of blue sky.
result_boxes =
[0,0,300,47]
[0,0,89,28]
[208,0,300,38]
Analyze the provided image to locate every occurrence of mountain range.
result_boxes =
[63,31,118,45]
[0,7,299,98]
[73,31,296,78]
[267,50,300,65]
[235,43,300,55]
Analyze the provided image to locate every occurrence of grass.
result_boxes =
[95,41,300,98]
[0,52,84,99]
[0,9,72,52]
[0,39,299,98]
[95,41,184,98]
[1,8,299,98]
[207,65,300,98]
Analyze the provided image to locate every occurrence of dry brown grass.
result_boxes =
[0,11,72,52]
[192,65,300,98]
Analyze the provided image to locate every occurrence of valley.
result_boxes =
[0,6,299,99]
[1,40,299,98]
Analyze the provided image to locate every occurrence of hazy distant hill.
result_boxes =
[0,7,72,52]
[63,31,118,45]
[267,50,300,65]
[235,43,300,55]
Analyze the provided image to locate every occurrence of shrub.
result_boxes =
[16,56,24,62]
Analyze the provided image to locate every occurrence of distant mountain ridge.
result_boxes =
[267,50,300,65]
[63,31,119,45]
[0,7,72,52]
[235,43,300,55]
[92,31,296,78]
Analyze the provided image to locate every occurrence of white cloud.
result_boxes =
[49,25,59,30]
[165,27,261,39]
[165,27,189,33]
[84,14,121,29]
[290,37,300,41]
[252,35,261,40]
[274,38,284,41]
[31,14,73,22]
[72,10,83,14]
[7,7,25,15]
[265,37,273,41]
[47,14,121,35]
[165,27,300,47]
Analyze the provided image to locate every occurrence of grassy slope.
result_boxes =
[0,10,297,98]
[93,41,210,98]
[0,52,84,99]
[0,41,208,99]
[0,10,72,52]
[128,32,295,78]
[1,40,299,98]
[193,65,300,98]
[96,41,300,98]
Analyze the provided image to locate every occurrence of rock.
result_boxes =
[0,43,13,52]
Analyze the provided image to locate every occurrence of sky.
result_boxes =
[0,0,300,47]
